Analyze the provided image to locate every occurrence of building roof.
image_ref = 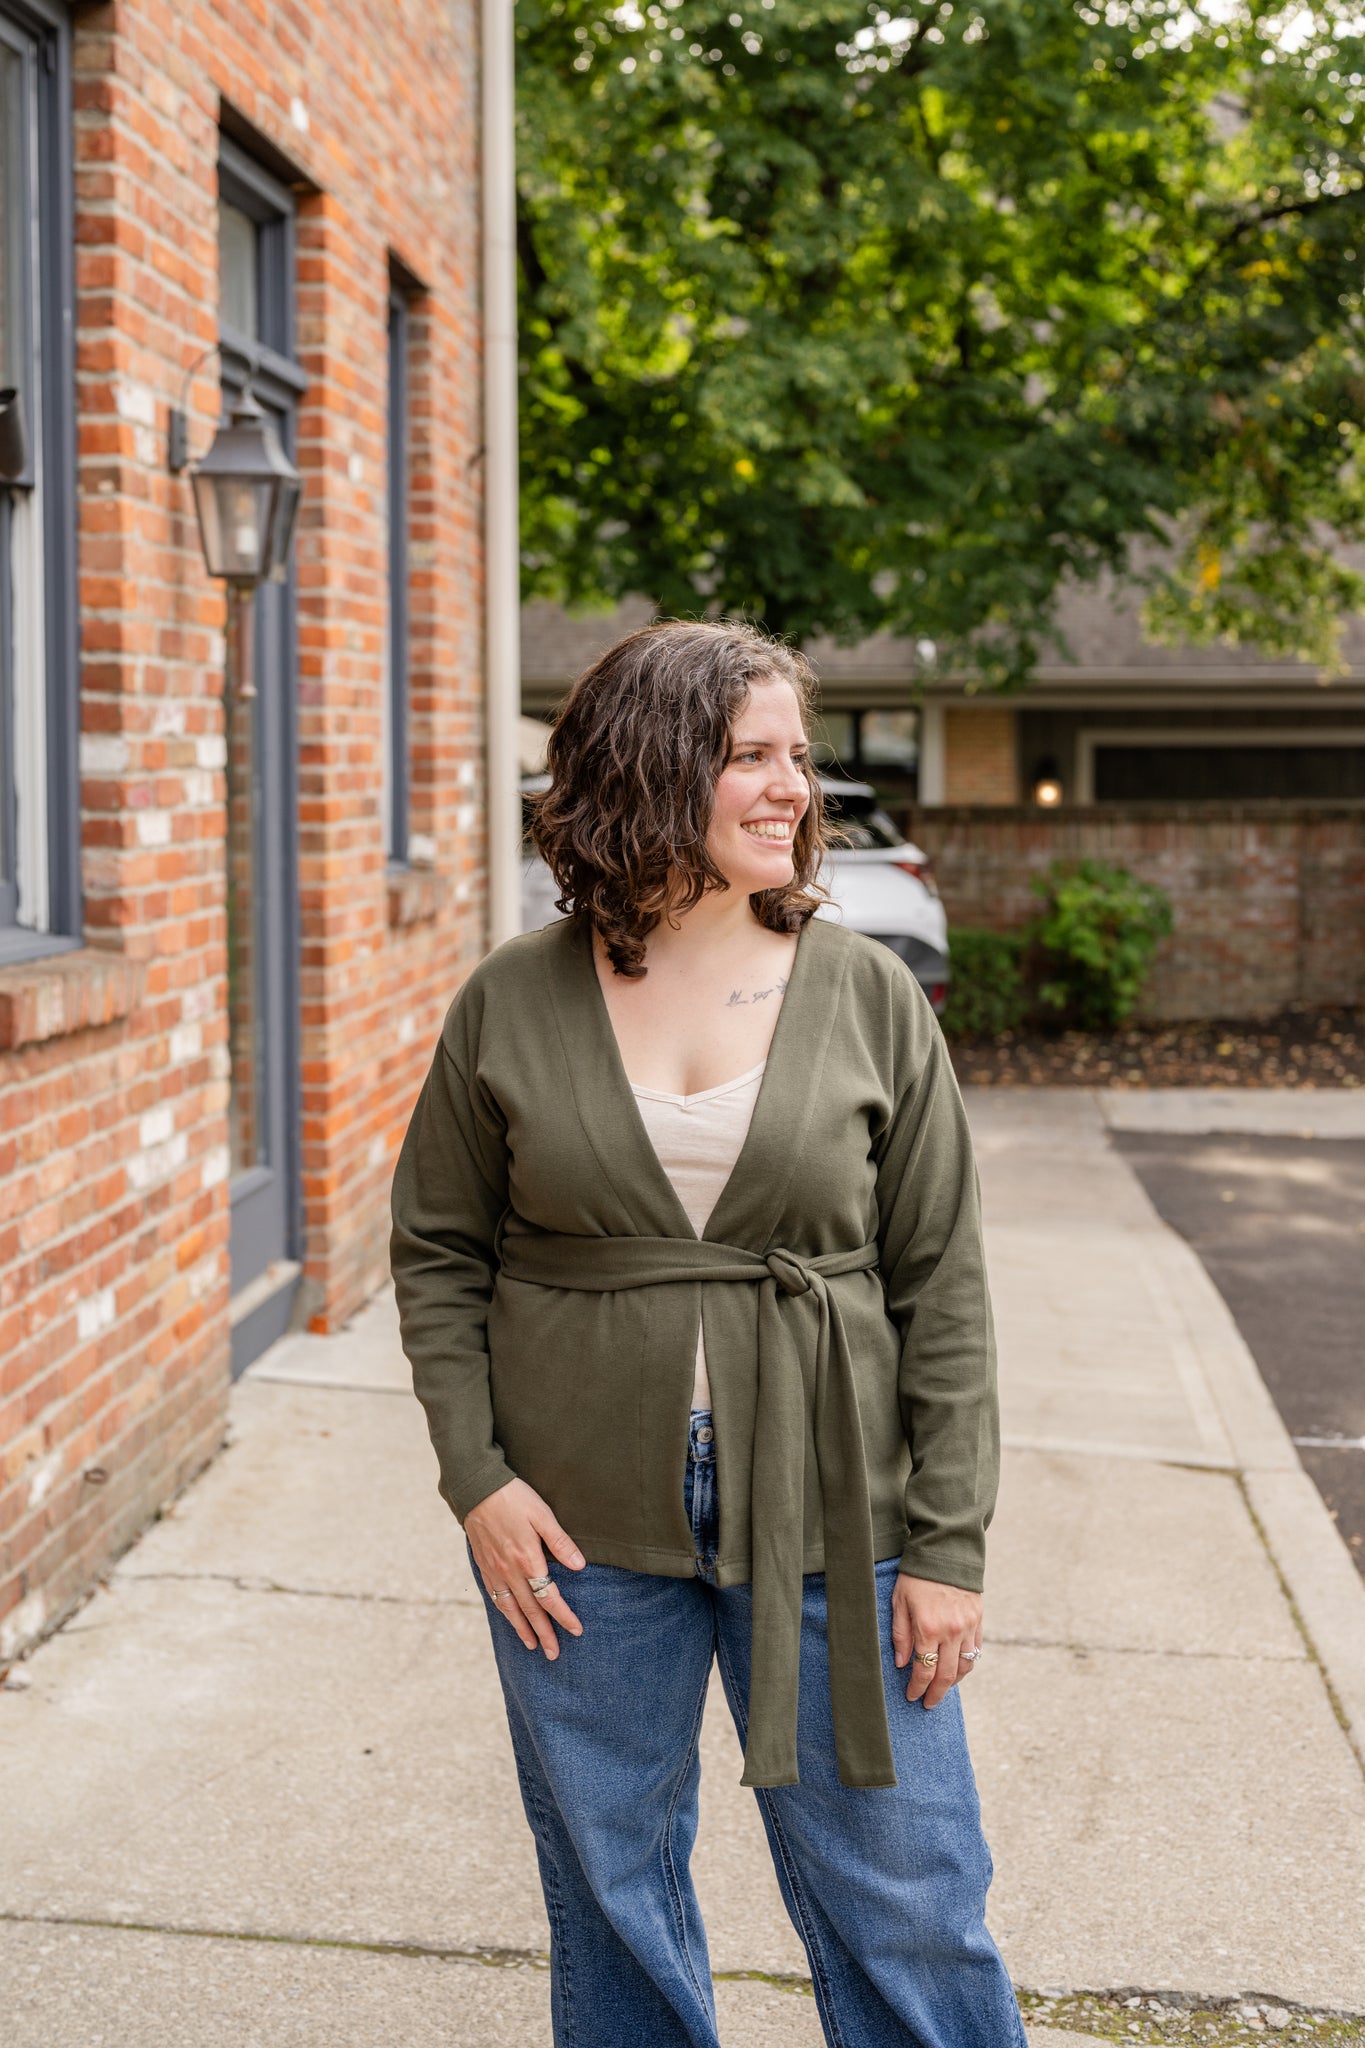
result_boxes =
[520,576,1365,715]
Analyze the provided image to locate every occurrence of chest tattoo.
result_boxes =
[726,976,789,1007]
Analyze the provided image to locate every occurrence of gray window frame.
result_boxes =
[386,278,411,864]
[0,0,79,965]
[215,132,307,1370]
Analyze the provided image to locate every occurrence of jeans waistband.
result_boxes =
[687,1407,715,1463]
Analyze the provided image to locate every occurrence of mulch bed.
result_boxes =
[946,1006,1365,1089]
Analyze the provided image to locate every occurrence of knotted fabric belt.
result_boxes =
[497,1232,896,1790]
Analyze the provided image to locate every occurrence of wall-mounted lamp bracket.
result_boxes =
[167,406,191,474]
[0,387,31,486]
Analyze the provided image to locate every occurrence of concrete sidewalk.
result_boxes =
[3,1091,1364,2046]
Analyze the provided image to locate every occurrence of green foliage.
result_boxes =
[517,0,1365,682]
[1032,859,1174,1029]
[940,928,1029,1040]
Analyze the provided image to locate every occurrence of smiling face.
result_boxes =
[705,678,812,897]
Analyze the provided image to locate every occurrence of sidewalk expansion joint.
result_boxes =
[118,1568,474,1611]
[3,1918,1360,2042]
[247,1373,413,1396]
[987,1631,1303,1665]
[0,1909,549,1973]
[712,1968,814,1997]
[1018,1988,1365,2046]
[1001,1435,1239,1474]
[1234,1474,1365,1782]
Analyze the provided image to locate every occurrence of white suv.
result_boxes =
[814,777,949,1012]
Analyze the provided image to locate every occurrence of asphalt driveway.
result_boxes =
[1114,1130,1365,1575]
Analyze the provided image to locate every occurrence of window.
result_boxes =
[384,276,412,862]
[1077,728,1365,804]
[812,708,919,787]
[0,0,77,963]
[218,200,259,339]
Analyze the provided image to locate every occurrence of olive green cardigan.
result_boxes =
[390,915,999,1791]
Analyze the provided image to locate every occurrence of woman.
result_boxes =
[391,620,1026,2048]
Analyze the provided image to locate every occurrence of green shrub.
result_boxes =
[940,929,1029,1040]
[1031,858,1174,1030]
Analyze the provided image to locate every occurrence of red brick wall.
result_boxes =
[898,802,1365,1021]
[943,706,1020,806]
[0,0,485,1665]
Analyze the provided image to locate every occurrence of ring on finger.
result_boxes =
[527,1573,554,1599]
[489,1589,512,1603]
[962,1646,982,1663]
[914,1649,939,1668]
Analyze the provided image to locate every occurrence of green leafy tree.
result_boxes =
[516,0,1365,682]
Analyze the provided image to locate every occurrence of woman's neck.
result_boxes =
[592,886,799,1096]
[643,884,762,970]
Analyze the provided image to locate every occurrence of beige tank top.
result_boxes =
[630,1060,766,1410]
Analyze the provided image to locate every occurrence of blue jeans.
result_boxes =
[477,1409,1026,2048]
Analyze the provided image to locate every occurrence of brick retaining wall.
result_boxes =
[893,802,1365,1021]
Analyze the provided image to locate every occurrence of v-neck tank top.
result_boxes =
[630,1060,766,1409]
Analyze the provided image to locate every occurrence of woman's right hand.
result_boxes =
[465,1477,586,1657]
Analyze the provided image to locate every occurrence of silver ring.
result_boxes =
[962,1647,982,1662]
[527,1573,554,1598]
[489,1589,511,1602]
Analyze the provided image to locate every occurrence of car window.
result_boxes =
[823,794,907,851]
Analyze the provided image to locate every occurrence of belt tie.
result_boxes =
[497,1230,896,1790]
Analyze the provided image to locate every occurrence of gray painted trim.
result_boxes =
[0,926,78,966]
[229,1261,302,1380]
[218,132,306,1368]
[0,0,79,944]
[387,283,410,862]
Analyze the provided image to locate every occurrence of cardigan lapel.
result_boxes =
[547,920,697,1240]
[704,916,849,1253]
[546,914,848,1256]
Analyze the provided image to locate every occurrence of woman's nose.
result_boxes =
[767,759,809,806]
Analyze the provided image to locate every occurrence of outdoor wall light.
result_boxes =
[0,387,30,485]
[1031,757,1064,807]
[185,385,302,588]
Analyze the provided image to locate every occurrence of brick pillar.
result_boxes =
[943,706,1019,805]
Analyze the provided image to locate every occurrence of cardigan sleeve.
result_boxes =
[873,979,999,1594]
[390,988,517,1522]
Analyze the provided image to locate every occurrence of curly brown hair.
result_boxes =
[530,619,829,977]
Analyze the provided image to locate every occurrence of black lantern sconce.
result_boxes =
[169,357,302,714]
[189,386,300,587]
[169,367,302,589]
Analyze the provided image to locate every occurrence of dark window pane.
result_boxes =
[813,710,856,772]
[0,43,22,391]
[860,709,918,770]
[0,41,21,906]
[385,289,409,859]
[219,200,259,339]
[1094,745,1365,802]
[225,591,265,1175]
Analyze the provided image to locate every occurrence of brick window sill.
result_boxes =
[0,948,145,1052]
[387,864,449,929]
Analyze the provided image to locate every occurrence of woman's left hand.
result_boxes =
[892,1574,983,1710]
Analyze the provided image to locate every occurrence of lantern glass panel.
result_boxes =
[265,472,302,580]
[193,472,276,582]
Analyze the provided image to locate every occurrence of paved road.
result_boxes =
[1115,1131,1365,1576]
